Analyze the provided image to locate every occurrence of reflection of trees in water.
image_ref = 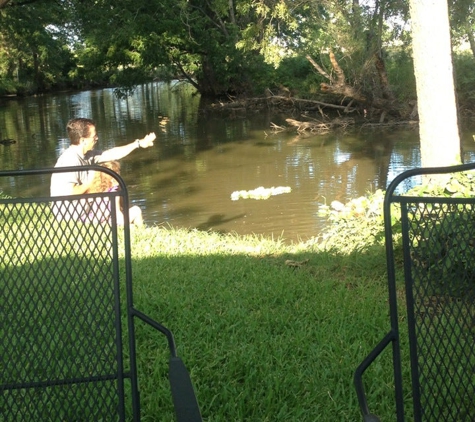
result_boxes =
[284,130,419,205]
[260,129,421,210]
[334,130,422,201]
[342,133,396,191]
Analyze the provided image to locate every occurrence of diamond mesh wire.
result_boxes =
[0,192,128,421]
[400,199,475,421]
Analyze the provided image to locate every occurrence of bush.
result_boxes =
[453,52,475,110]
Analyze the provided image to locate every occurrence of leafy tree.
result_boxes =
[449,0,475,58]
[0,0,75,94]
[294,0,414,117]
[0,0,416,105]
[67,0,245,96]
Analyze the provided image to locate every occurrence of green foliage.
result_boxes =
[314,169,475,281]
[409,170,475,198]
[453,52,475,109]
[0,0,468,106]
[313,189,387,254]
[0,0,411,99]
[409,207,475,297]
[0,0,76,94]
[273,56,323,98]
[0,77,17,96]
[385,49,417,102]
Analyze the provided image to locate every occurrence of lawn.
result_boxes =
[128,226,401,421]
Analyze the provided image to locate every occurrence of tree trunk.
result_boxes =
[466,26,475,59]
[409,0,461,168]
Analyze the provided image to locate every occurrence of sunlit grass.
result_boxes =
[128,225,401,421]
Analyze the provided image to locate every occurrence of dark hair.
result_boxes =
[66,118,95,145]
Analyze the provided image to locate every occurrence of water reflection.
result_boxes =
[2,82,474,243]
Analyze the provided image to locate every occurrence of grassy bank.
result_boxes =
[128,226,402,421]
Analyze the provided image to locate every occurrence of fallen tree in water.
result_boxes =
[207,94,357,115]
[207,87,418,132]
[271,117,355,135]
[208,50,419,132]
[270,117,418,135]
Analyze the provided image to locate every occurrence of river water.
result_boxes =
[1,81,475,243]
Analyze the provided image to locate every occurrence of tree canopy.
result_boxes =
[1,0,475,126]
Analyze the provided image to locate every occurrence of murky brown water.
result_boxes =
[2,82,475,243]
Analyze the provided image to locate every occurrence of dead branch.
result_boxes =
[281,117,354,134]
[306,54,333,82]
[209,95,357,113]
[329,51,346,86]
[270,122,286,132]
[307,51,368,104]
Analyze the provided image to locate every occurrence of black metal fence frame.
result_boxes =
[354,161,475,422]
[0,166,201,422]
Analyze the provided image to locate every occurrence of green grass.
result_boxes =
[120,172,475,421]
[127,227,401,421]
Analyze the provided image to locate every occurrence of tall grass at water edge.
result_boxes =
[129,225,403,422]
